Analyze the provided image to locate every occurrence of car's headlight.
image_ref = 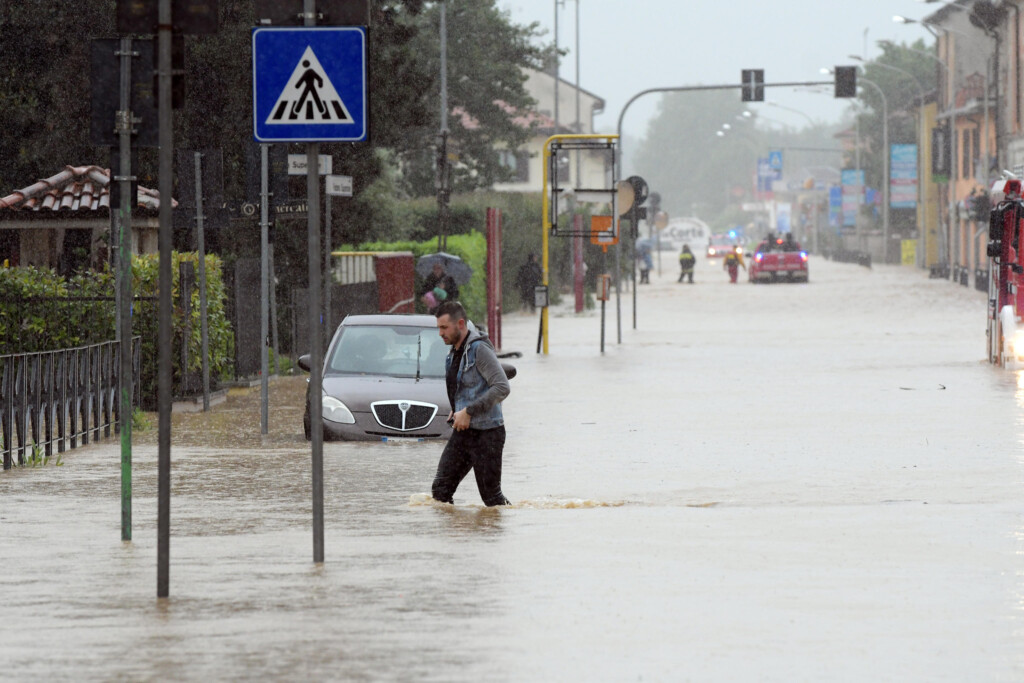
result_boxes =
[322,396,356,424]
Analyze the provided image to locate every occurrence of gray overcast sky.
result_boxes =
[497,0,936,138]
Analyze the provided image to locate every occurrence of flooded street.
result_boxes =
[3,258,1023,680]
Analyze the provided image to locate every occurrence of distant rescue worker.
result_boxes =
[782,233,798,252]
[677,244,696,283]
[723,245,746,283]
[431,300,511,507]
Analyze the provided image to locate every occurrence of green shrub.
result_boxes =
[0,254,233,409]
[0,265,115,352]
[132,252,234,405]
[353,233,487,323]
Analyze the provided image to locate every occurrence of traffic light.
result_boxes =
[648,192,661,223]
[987,202,1005,257]
[741,69,764,102]
[835,66,857,98]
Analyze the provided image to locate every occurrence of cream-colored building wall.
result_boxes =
[523,70,603,133]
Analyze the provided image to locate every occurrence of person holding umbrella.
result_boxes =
[421,262,459,313]
[417,252,472,313]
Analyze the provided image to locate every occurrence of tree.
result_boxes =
[851,39,937,194]
[0,2,116,191]
[398,0,550,196]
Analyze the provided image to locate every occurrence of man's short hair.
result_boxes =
[435,300,466,322]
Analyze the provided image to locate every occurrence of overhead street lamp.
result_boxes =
[893,14,976,38]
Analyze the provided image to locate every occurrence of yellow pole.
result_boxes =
[541,141,550,354]
[540,133,619,355]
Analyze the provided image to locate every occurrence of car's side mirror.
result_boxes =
[297,354,311,372]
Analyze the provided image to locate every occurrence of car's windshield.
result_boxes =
[327,325,447,378]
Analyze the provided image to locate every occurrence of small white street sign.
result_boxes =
[325,174,353,197]
[287,154,333,175]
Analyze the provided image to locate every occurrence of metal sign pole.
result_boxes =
[116,36,135,543]
[304,0,325,566]
[324,189,332,347]
[194,152,210,411]
[156,0,173,599]
[260,144,269,435]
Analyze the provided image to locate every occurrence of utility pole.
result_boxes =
[115,36,135,543]
[156,0,173,600]
[304,0,325,566]
[437,1,450,253]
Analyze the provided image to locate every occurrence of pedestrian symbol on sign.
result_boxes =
[266,46,353,124]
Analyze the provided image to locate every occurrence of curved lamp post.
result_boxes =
[828,66,890,256]
[851,56,926,264]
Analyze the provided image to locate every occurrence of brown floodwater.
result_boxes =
[3,260,1024,680]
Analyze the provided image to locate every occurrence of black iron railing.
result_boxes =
[0,339,140,470]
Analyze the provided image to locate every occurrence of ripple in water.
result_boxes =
[407,493,626,509]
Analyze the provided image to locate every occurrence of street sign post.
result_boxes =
[252,27,367,142]
[325,174,353,197]
[288,153,333,175]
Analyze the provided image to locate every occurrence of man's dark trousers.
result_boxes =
[432,426,509,506]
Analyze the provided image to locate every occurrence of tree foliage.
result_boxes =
[398,0,550,196]
[852,39,937,193]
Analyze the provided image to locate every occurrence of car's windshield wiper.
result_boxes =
[415,333,422,382]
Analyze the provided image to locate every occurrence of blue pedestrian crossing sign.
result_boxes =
[252,27,367,143]
[768,150,783,171]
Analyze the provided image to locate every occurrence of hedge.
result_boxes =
[0,254,233,408]
[352,232,487,323]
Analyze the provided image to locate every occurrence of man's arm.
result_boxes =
[465,341,510,416]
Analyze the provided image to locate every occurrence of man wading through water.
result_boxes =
[432,300,511,506]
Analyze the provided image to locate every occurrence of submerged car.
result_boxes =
[300,314,453,441]
[299,313,516,441]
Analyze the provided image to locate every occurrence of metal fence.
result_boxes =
[1,339,140,470]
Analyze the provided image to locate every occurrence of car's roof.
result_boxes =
[341,313,437,328]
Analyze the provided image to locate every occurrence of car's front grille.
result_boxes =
[370,400,438,431]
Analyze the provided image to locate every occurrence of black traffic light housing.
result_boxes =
[987,204,1003,257]
[835,66,857,98]
[741,69,764,102]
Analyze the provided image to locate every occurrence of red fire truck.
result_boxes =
[986,177,1024,366]
[749,235,809,283]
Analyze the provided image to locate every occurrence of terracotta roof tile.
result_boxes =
[0,164,176,214]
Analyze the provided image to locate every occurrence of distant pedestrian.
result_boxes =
[515,253,543,313]
[431,301,511,507]
[678,244,695,283]
[638,244,653,284]
[723,245,745,283]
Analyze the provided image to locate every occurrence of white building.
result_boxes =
[492,68,608,194]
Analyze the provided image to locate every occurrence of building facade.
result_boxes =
[492,68,608,194]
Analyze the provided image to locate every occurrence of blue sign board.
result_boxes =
[890,143,918,209]
[828,185,842,228]
[841,169,864,227]
[252,27,367,143]
[757,158,782,193]
[768,150,783,171]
